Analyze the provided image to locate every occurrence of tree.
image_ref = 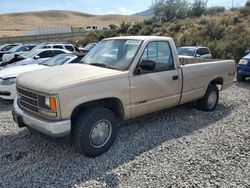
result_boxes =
[246,0,250,7]
[153,0,190,22]
[190,0,207,17]
[119,22,130,34]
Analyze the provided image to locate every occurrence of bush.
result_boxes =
[71,6,250,62]
[246,0,250,7]
[190,0,207,17]
[239,7,250,16]
[140,25,154,35]
[119,22,130,34]
[128,22,143,35]
[207,6,225,16]
[198,16,211,25]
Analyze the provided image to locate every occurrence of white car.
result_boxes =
[79,43,97,53]
[1,43,79,66]
[29,42,79,53]
[0,53,82,100]
[1,44,35,64]
[0,48,70,69]
[0,44,20,61]
[178,46,212,59]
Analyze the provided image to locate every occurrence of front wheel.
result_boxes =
[72,108,118,157]
[197,84,219,111]
[237,74,246,82]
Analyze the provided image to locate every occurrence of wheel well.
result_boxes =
[71,98,124,121]
[210,77,223,90]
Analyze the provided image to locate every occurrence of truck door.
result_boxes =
[129,41,181,118]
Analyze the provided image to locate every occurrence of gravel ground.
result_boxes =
[0,81,249,187]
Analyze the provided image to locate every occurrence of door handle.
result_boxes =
[172,75,179,80]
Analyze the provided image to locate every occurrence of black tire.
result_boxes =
[236,74,246,82]
[72,107,118,157]
[197,84,219,111]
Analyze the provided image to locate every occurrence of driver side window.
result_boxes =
[140,41,174,72]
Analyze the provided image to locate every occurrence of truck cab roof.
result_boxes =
[105,36,173,41]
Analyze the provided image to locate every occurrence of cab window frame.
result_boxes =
[135,40,175,75]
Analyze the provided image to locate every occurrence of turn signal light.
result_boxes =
[49,97,57,111]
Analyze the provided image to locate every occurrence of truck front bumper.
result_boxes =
[13,98,71,138]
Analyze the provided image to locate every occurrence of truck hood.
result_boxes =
[17,64,127,93]
[0,64,45,79]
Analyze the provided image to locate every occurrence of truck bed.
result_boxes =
[179,57,235,65]
[179,59,235,104]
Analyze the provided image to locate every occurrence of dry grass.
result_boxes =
[0,10,145,36]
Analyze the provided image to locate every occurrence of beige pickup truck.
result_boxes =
[12,36,235,157]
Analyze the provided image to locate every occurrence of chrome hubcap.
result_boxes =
[207,91,217,109]
[90,119,112,148]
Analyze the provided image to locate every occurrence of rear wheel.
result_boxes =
[197,84,219,111]
[72,107,118,157]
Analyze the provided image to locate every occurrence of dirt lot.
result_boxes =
[0,81,249,187]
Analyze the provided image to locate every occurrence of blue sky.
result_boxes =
[0,0,247,15]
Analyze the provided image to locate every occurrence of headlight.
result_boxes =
[1,77,16,85]
[38,95,58,117]
[239,59,248,65]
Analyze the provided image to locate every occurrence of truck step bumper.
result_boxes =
[13,98,71,138]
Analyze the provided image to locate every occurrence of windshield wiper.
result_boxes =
[39,63,51,66]
[89,63,117,70]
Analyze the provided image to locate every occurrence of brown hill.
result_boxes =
[0,10,145,36]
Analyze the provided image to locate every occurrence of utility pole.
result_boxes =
[232,0,234,8]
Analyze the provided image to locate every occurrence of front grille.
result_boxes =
[17,87,39,113]
[17,87,37,99]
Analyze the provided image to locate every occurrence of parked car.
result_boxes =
[79,43,97,54]
[0,44,19,52]
[0,53,84,100]
[0,48,70,69]
[178,46,212,59]
[13,36,235,157]
[33,42,80,52]
[237,50,250,82]
[18,42,79,57]
[1,44,36,65]
[0,44,20,61]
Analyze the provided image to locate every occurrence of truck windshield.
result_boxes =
[178,47,196,57]
[81,39,142,70]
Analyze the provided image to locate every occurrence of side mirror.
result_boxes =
[34,55,40,59]
[140,60,156,71]
[179,57,185,65]
[196,54,201,58]
[245,50,250,55]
